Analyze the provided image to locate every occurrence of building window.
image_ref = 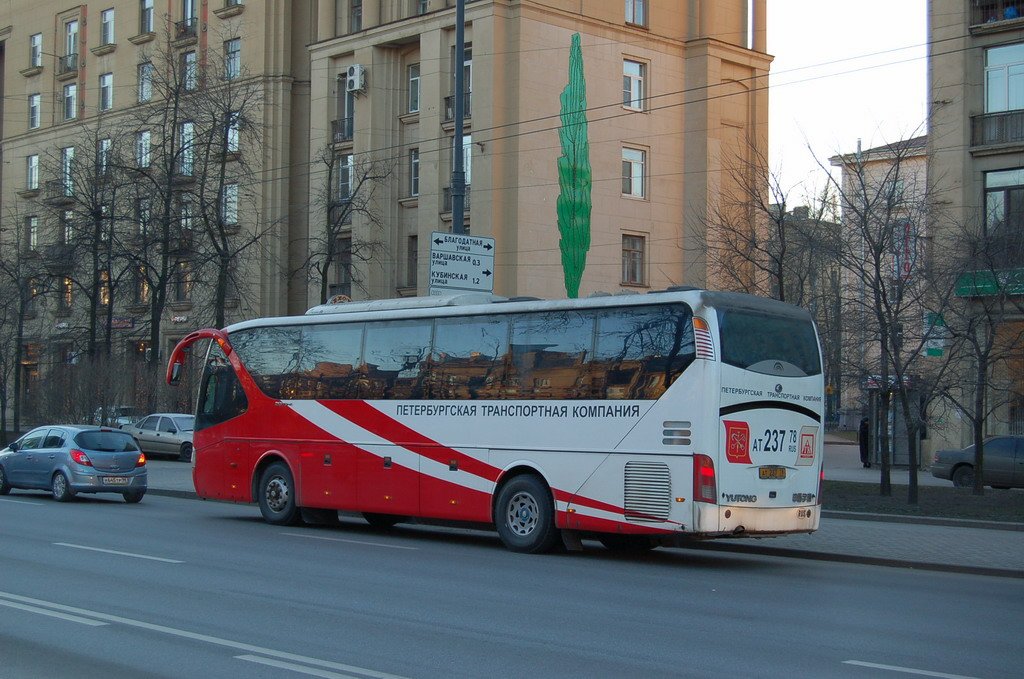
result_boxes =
[97,138,112,175]
[182,51,197,90]
[622,147,646,198]
[63,83,78,121]
[407,235,418,288]
[99,73,114,111]
[222,183,239,224]
[60,276,74,311]
[134,266,151,304]
[334,235,353,297]
[182,0,197,20]
[140,0,154,33]
[61,210,75,244]
[29,33,42,67]
[26,155,39,190]
[61,147,75,196]
[226,112,241,153]
[416,0,428,14]
[408,63,420,113]
[623,59,646,110]
[173,261,193,302]
[985,168,1024,268]
[138,62,154,102]
[179,194,195,230]
[985,43,1024,114]
[25,216,39,251]
[453,134,472,185]
[622,234,646,284]
[65,20,79,59]
[409,148,420,196]
[101,9,115,45]
[28,94,40,129]
[100,270,112,306]
[337,153,354,201]
[350,0,363,32]
[136,130,152,167]
[224,38,240,80]
[625,0,646,26]
[137,199,152,237]
[179,121,195,175]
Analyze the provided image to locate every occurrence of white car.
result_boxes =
[120,413,195,462]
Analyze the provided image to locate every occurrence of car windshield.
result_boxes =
[172,416,195,432]
[75,431,139,452]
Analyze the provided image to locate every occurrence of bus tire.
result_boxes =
[599,534,656,552]
[258,462,301,526]
[495,474,559,554]
[363,513,402,529]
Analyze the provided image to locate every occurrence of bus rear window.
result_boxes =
[717,309,821,377]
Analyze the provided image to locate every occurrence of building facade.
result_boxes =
[305,0,770,305]
[928,0,1023,438]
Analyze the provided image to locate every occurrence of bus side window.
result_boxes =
[197,361,248,431]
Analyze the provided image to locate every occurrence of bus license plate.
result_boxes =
[103,476,130,485]
[759,467,786,480]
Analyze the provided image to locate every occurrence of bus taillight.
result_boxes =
[817,465,824,505]
[693,454,717,504]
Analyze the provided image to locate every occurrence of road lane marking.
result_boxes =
[236,654,368,679]
[843,661,980,679]
[0,599,108,626]
[0,497,45,506]
[0,590,409,679]
[54,543,184,563]
[283,532,418,551]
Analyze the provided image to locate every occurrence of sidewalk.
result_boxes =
[143,449,1024,578]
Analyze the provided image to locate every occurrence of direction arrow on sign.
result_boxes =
[429,231,496,295]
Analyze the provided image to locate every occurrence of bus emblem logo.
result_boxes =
[723,420,751,464]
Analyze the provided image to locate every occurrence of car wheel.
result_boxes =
[123,490,145,504]
[52,472,75,502]
[599,534,657,552]
[179,442,193,463]
[258,462,301,525]
[363,513,402,529]
[495,474,559,553]
[0,465,11,495]
[952,465,975,488]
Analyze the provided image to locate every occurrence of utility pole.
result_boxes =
[451,0,467,234]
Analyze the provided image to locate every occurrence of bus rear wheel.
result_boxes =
[495,475,559,553]
[258,462,301,525]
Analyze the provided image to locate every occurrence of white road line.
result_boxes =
[236,655,366,679]
[843,660,980,679]
[0,590,409,679]
[283,532,418,551]
[54,543,185,563]
[0,599,108,627]
[0,497,45,506]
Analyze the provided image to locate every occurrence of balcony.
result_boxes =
[971,110,1024,149]
[56,54,78,79]
[45,244,75,271]
[174,17,199,44]
[45,180,74,204]
[443,92,473,123]
[970,1,1024,29]
[332,117,354,144]
[214,0,245,19]
[442,185,471,213]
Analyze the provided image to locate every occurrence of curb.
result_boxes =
[684,541,1024,579]
[822,509,1024,532]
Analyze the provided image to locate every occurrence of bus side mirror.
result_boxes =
[169,362,183,385]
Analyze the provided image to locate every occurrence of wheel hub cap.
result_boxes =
[507,491,538,536]
[266,477,289,512]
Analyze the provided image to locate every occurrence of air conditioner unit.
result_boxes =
[345,64,366,93]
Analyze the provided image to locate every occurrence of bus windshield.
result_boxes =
[716,307,821,377]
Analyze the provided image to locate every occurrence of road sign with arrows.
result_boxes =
[428,231,495,295]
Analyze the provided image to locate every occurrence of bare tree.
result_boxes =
[937,217,1024,494]
[302,146,394,304]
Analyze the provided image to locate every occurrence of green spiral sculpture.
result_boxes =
[556,33,592,299]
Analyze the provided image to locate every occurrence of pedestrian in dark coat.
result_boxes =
[858,417,871,468]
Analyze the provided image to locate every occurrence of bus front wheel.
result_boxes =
[495,475,559,553]
[258,462,301,526]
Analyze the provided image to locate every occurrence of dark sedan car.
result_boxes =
[0,425,147,502]
[931,435,1024,489]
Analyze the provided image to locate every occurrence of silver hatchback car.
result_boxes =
[0,426,147,503]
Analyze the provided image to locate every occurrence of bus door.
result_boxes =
[193,345,249,500]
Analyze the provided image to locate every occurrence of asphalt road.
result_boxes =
[1,492,1019,679]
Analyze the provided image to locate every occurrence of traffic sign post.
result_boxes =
[428,231,495,295]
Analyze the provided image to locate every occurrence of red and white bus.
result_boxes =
[166,289,824,553]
